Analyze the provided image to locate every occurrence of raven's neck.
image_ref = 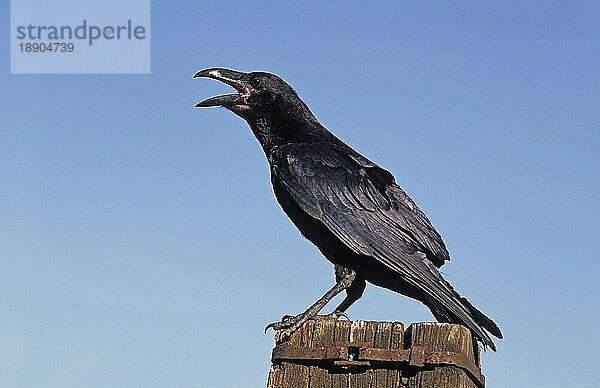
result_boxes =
[248,113,338,155]
[249,116,279,153]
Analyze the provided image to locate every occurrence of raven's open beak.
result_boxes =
[194,68,250,108]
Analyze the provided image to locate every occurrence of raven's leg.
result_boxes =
[304,265,366,320]
[329,265,366,316]
[265,267,357,338]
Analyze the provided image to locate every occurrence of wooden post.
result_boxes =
[267,319,484,388]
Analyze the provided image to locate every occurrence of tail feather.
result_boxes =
[426,294,502,351]
[459,296,503,340]
[413,254,502,351]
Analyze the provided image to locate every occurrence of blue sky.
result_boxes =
[1,1,599,387]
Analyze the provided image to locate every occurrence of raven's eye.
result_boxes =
[249,77,262,89]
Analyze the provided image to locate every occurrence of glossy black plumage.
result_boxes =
[194,68,502,350]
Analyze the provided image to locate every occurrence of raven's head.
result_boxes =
[194,68,332,151]
[194,68,303,118]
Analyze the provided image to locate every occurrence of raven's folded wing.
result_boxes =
[270,141,450,265]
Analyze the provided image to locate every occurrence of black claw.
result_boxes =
[265,313,301,333]
[334,312,350,320]
[264,322,277,333]
[265,311,348,337]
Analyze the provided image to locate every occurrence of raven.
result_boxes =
[194,68,502,350]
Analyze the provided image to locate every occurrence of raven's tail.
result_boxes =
[459,296,503,340]
[426,293,503,351]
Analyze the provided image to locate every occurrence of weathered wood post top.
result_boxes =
[267,319,484,388]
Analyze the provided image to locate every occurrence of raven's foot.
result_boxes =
[264,311,350,337]
[265,269,357,340]
[263,314,297,333]
[314,311,350,321]
[263,312,309,341]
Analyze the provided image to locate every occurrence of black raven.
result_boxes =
[194,68,502,350]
